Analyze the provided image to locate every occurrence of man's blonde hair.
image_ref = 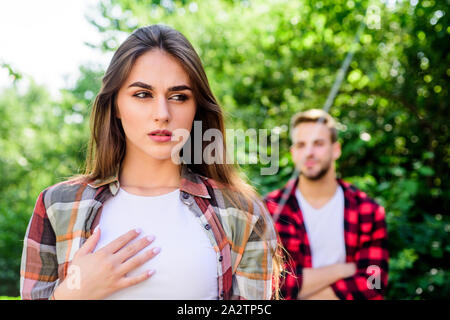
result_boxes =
[290,109,338,143]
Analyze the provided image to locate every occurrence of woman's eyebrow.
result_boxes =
[128,81,153,90]
[127,81,192,92]
[167,85,192,92]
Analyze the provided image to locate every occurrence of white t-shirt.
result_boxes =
[94,187,218,300]
[295,186,346,268]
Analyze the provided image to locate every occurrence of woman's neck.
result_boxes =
[119,146,181,196]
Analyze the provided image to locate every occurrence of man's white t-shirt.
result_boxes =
[295,186,346,268]
[93,188,218,300]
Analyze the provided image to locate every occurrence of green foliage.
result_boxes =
[0,79,90,295]
[0,61,22,84]
[0,296,20,300]
[0,0,448,299]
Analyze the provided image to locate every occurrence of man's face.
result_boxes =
[290,122,341,181]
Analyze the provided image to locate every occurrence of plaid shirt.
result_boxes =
[264,176,389,300]
[20,165,277,300]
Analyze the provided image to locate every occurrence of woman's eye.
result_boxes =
[133,92,152,99]
[170,94,188,102]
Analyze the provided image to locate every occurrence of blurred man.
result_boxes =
[264,109,389,300]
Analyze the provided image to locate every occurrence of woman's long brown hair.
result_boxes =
[75,24,285,299]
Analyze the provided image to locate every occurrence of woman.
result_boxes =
[20,24,282,300]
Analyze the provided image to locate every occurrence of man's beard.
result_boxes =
[300,158,332,181]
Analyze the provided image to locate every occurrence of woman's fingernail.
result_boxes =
[146,235,155,242]
[148,270,155,277]
[135,228,142,234]
[153,247,161,254]
[94,226,100,234]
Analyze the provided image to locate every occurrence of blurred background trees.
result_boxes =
[0,0,448,299]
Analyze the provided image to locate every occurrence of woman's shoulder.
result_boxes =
[38,176,99,208]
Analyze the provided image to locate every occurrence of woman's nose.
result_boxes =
[153,97,170,123]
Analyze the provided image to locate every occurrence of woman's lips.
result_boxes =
[148,129,172,142]
[148,134,172,142]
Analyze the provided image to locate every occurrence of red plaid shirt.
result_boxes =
[264,177,389,300]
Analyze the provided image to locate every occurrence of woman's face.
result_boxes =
[116,49,196,161]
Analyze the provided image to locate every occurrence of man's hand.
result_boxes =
[297,262,356,300]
